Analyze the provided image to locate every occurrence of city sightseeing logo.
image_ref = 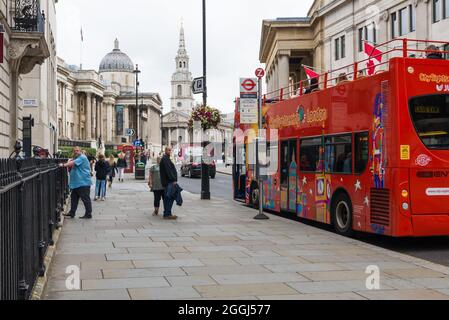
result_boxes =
[269,106,327,129]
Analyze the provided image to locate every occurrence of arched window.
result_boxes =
[183,62,186,68]
[179,62,182,68]
[177,85,182,96]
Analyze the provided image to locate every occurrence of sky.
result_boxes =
[56,0,314,115]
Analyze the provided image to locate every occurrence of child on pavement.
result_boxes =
[94,154,110,201]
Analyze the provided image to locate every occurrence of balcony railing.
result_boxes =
[12,0,45,33]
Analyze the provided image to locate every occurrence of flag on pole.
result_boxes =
[364,42,382,63]
[366,59,376,76]
[303,65,320,80]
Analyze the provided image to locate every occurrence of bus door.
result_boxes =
[280,139,298,212]
[233,139,246,200]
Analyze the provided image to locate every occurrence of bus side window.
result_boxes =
[300,137,322,172]
[280,141,289,185]
[324,135,352,174]
[355,132,369,174]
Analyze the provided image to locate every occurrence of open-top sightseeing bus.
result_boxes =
[233,38,449,237]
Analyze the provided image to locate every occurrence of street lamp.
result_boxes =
[201,0,210,200]
[133,64,141,141]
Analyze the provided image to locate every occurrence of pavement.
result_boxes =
[216,165,232,176]
[44,175,449,300]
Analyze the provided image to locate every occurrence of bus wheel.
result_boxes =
[333,193,353,236]
[250,185,259,209]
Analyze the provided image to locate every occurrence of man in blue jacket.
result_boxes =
[60,147,93,219]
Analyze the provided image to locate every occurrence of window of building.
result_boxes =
[324,135,352,174]
[409,5,416,32]
[399,7,408,36]
[434,0,441,23]
[300,137,322,172]
[391,12,398,38]
[355,132,369,174]
[444,0,449,18]
[335,38,340,60]
[341,35,346,59]
[177,85,182,96]
[358,28,364,52]
[372,22,377,44]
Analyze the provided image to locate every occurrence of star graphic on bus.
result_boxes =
[302,177,308,185]
[364,196,370,207]
[355,180,362,192]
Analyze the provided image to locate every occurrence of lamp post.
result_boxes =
[201,0,210,200]
[133,64,141,141]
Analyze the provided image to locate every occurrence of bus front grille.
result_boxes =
[370,188,391,227]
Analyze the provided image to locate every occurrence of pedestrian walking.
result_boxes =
[108,155,118,188]
[94,154,110,201]
[159,147,179,220]
[117,153,127,182]
[148,156,165,216]
[60,147,93,219]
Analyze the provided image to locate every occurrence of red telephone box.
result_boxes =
[117,145,135,174]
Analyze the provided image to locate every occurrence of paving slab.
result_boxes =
[44,176,449,300]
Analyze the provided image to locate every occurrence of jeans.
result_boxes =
[95,179,107,198]
[117,168,125,180]
[163,183,176,217]
[69,186,92,217]
[153,190,165,209]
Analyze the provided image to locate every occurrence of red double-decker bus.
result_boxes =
[233,39,449,237]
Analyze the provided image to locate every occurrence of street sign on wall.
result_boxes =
[126,128,136,137]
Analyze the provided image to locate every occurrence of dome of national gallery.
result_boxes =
[99,39,134,72]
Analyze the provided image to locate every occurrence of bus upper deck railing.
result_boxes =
[263,38,449,103]
[0,158,69,300]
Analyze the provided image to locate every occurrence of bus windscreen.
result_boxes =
[409,94,449,150]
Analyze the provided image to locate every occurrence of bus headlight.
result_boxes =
[401,190,409,198]
[402,202,409,210]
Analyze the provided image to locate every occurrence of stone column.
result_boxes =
[123,105,129,142]
[278,53,290,98]
[106,103,112,143]
[86,92,92,140]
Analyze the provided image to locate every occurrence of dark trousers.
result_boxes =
[153,190,165,208]
[163,183,175,217]
[69,186,92,217]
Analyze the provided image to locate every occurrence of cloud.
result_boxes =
[56,0,313,114]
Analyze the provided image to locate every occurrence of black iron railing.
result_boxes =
[12,0,45,33]
[0,158,69,300]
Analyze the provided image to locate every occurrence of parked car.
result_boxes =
[181,156,216,179]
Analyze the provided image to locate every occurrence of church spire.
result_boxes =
[114,38,120,51]
[177,24,187,57]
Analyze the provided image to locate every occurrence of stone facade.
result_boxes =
[1,0,56,157]
[260,0,449,97]
[57,40,163,155]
